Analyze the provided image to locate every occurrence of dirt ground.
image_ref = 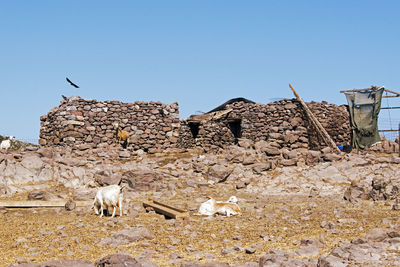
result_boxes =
[0,185,399,266]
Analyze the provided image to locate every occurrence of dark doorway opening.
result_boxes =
[188,122,200,139]
[228,119,242,139]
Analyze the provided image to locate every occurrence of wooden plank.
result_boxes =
[153,200,187,213]
[381,107,400,109]
[211,108,233,120]
[143,200,188,219]
[340,87,385,93]
[289,84,341,153]
[187,108,233,123]
[382,95,400,98]
[340,88,376,93]
[383,88,400,96]
[0,200,92,208]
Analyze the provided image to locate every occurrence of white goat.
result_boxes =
[93,185,123,218]
[198,196,241,217]
[0,136,14,151]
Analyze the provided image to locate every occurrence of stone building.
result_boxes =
[178,98,351,151]
[39,96,351,152]
[39,96,180,152]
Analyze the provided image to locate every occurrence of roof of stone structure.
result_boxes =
[186,108,233,123]
[207,97,255,113]
[186,97,255,123]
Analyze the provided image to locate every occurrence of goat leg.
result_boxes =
[94,205,99,215]
[119,198,123,217]
[100,203,104,217]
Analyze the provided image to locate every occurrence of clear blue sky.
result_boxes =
[1,1,400,143]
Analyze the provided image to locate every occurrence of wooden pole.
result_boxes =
[398,122,400,157]
[289,84,341,153]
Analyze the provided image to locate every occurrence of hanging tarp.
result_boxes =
[345,87,384,149]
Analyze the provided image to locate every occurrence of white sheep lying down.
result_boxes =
[93,185,123,217]
[198,195,241,217]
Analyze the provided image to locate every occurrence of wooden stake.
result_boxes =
[289,84,341,153]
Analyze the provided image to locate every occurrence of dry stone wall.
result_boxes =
[178,99,351,151]
[306,101,351,150]
[39,96,180,151]
[39,97,351,152]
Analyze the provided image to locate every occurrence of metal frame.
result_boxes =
[340,87,400,98]
[340,87,400,132]
[341,86,400,154]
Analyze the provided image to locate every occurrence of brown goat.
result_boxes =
[113,123,130,148]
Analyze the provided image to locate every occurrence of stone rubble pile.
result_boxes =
[344,159,400,206]
[317,227,400,267]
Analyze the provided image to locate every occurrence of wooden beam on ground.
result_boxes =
[143,200,188,219]
[289,84,341,153]
[0,200,92,208]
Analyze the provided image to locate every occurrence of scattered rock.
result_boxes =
[94,254,142,267]
[27,191,58,201]
[99,227,154,247]
[64,200,76,211]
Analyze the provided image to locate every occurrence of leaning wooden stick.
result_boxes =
[289,83,341,153]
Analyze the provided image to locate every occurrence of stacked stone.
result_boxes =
[179,116,239,150]
[178,99,351,151]
[39,96,180,151]
[368,136,399,154]
[306,101,350,150]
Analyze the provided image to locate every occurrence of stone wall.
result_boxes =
[39,97,351,152]
[178,99,351,151]
[39,96,180,151]
[306,101,351,150]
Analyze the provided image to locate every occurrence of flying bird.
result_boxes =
[66,77,79,88]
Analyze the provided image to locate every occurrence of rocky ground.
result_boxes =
[1,141,400,266]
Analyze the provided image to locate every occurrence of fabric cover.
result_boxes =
[345,87,383,149]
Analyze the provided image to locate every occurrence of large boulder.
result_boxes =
[205,164,233,183]
[95,170,121,186]
[20,155,44,172]
[27,190,58,201]
[120,170,163,191]
[343,181,369,203]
